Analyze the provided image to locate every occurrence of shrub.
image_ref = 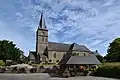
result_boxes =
[5,62,12,66]
[5,67,12,73]
[46,68,52,73]
[17,67,26,73]
[0,67,6,73]
[83,70,89,76]
[38,66,46,73]
[94,62,120,78]
[5,60,12,66]
[0,60,5,66]
[11,67,18,73]
[52,66,59,73]
[12,61,17,65]
[29,67,37,73]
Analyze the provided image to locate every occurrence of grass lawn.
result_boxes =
[99,62,120,67]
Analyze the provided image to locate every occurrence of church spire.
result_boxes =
[39,12,46,29]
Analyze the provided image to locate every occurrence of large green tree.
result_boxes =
[105,38,120,62]
[0,40,22,62]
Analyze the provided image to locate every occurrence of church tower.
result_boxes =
[36,13,48,62]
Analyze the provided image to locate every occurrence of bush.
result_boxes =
[52,66,59,73]
[11,67,18,73]
[0,60,5,66]
[46,68,52,73]
[83,70,89,76]
[29,67,37,73]
[94,62,120,78]
[17,67,26,73]
[5,62,12,66]
[0,67,6,73]
[5,67,12,73]
[38,66,46,73]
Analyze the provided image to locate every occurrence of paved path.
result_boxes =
[0,73,119,80]
[50,76,119,80]
[0,73,50,80]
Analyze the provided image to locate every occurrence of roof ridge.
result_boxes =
[48,41,71,45]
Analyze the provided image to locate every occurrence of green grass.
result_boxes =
[99,62,120,67]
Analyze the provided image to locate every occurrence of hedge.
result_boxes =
[94,62,120,78]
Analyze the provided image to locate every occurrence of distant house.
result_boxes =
[19,53,27,63]
[28,51,37,63]
[29,13,100,65]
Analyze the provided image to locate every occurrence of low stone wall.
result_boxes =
[0,65,56,74]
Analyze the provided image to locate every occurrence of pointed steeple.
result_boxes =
[38,12,46,29]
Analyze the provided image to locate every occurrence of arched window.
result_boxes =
[42,37,44,42]
[76,53,79,56]
[84,53,85,56]
[45,37,47,42]
[53,53,56,58]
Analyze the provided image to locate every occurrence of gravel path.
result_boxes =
[0,73,119,80]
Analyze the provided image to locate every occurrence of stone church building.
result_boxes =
[29,13,100,64]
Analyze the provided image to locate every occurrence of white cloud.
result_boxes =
[1,0,120,56]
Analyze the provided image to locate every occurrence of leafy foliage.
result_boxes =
[105,38,120,62]
[0,40,22,62]
[96,55,104,63]
[94,62,120,78]
[0,60,5,66]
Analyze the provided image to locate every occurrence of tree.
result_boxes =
[0,40,22,62]
[96,55,104,63]
[93,50,104,63]
[105,38,120,62]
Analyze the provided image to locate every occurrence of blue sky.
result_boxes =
[0,0,120,56]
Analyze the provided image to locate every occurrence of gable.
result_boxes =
[72,43,90,52]
[29,51,36,60]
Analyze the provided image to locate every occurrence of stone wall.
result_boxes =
[47,51,90,63]
[48,51,66,63]
[72,51,90,56]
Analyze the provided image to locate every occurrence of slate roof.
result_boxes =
[48,42,90,52]
[29,51,36,60]
[72,43,90,51]
[91,51,102,56]
[48,42,70,51]
[67,54,101,64]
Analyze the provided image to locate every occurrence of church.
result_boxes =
[29,13,100,64]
